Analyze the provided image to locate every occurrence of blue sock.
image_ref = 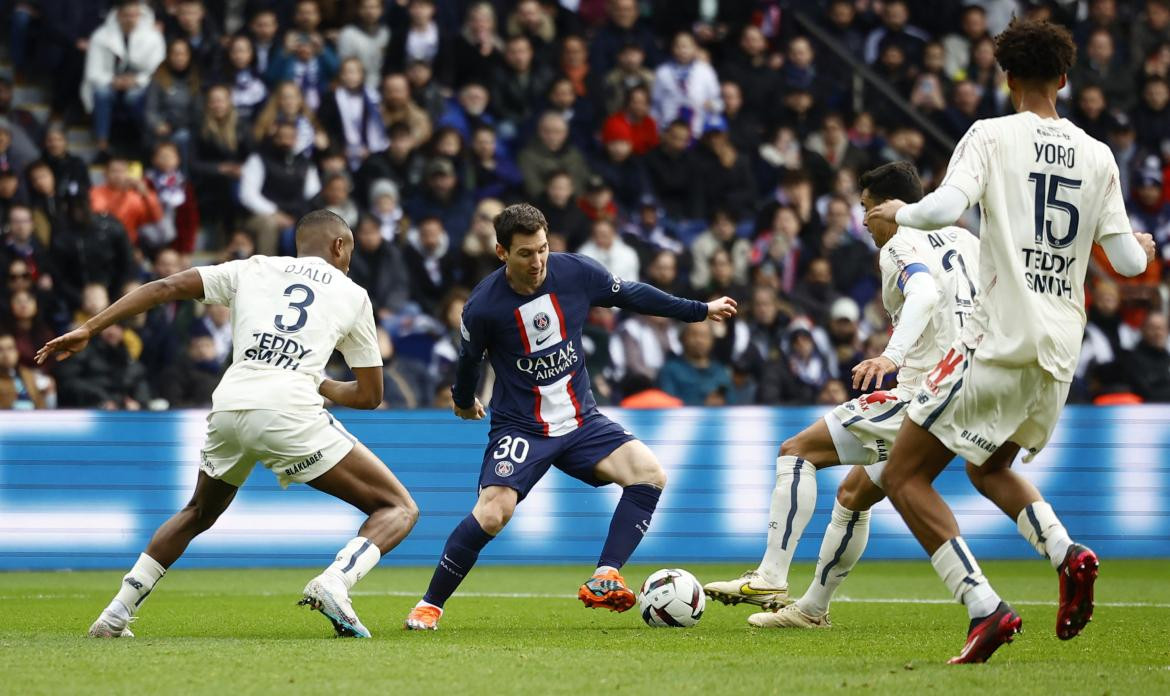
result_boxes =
[597,484,662,570]
[422,514,494,608]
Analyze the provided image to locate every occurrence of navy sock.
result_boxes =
[422,514,495,608]
[597,484,662,569]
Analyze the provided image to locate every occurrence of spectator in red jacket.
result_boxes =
[601,84,658,156]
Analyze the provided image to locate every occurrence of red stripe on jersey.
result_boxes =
[514,308,531,353]
[549,293,568,341]
[565,373,585,427]
[532,386,550,436]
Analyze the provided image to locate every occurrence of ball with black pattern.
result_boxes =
[638,568,705,628]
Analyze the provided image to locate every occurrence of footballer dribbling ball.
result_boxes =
[638,568,705,628]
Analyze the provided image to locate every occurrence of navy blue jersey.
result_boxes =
[453,253,707,436]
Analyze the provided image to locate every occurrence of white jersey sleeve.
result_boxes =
[940,122,993,208]
[1094,156,1132,242]
[336,296,383,369]
[197,260,248,306]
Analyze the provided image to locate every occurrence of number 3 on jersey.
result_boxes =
[274,283,315,332]
[1028,172,1081,249]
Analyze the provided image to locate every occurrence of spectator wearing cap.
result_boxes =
[658,321,733,406]
[1108,114,1140,199]
[518,111,591,200]
[338,0,391,91]
[652,32,722,139]
[644,119,702,228]
[318,59,389,171]
[403,216,460,315]
[602,42,656,116]
[82,2,166,153]
[491,35,555,144]
[405,158,475,246]
[590,0,662,78]
[368,178,407,241]
[467,126,522,201]
[579,218,640,282]
[538,170,592,250]
[1125,313,1170,402]
[1129,163,1170,256]
[454,2,504,89]
[239,121,322,256]
[350,215,412,321]
[593,118,648,215]
[825,296,865,389]
[1133,77,1170,152]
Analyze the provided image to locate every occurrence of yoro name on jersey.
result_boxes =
[516,343,579,381]
[244,330,314,370]
[1021,248,1075,299]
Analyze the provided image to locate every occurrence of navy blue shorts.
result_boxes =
[478,414,637,499]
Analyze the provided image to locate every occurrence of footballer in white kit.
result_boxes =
[38,211,419,641]
[705,162,980,629]
[866,19,1155,664]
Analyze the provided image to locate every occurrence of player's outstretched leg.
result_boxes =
[89,472,240,637]
[302,442,419,638]
[965,452,1098,640]
[749,465,883,628]
[883,422,1020,664]
[405,486,515,630]
[582,440,667,612]
[706,422,835,609]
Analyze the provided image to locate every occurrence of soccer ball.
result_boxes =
[638,568,705,628]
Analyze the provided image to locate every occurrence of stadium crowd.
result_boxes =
[2,0,1170,411]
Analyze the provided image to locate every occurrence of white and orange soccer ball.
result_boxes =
[638,568,705,628]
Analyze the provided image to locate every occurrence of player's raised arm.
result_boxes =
[35,267,207,364]
[578,254,737,322]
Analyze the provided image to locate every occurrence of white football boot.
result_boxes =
[748,603,831,629]
[88,604,135,638]
[703,570,790,610]
[299,574,371,638]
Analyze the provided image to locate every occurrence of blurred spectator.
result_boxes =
[142,142,200,255]
[454,2,504,89]
[603,42,656,116]
[792,258,840,327]
[51,201,136,311]
[1072,28,1135,112]
[380,326,434,410]
[593,119,646,214]
[1132,1,1170,73]
[429,287,471,388]
[491,35,555,142]
[467,126,522,201]
[658,321,733,405]
[578,176,619,222]
[166,0,220,75]
[579,218,639,281]
[40,125,91,202]
[618,372,683,408]
[253,82,330,156]
[826,297,864,388]
[82,1,167,153]
[221,35,268,120]
[0,80,39,166]
[460,198,505,286]
[319,58,391,173]
[368,178,406,241]
[645,119,702,225]
[1133,77,1170,152]
[816,379,849,406]
[611,313,677,382]
[652,32,721,138]
[314,172,360,228]
[864,0,929,65]
[806,113,869,176]
[719,25,781,124]
[943,5,991,79]
[0,332,49,409]
[785,324,828,402]
[1126,312,1170,402]
[157,333,220,408]
[0,171,18,224]
[268,25,339,112]
[192,85,252,235]
[356,122,425,208]
[246,8,281,76]
[546,76,597,153]
[350,215,412,320]
[1129,164,1170,255]
[56,323,151,409]
[3,207,53,286]
[508,0,558,64]
[694,118,756,222]
[24,161,66,245]
[690,209,750,290]
[538,170,592,249]
[386,0,454,86]
[561,34,601,105]
[240,122,322,255]
[0,124,33,179]
[27,0,105,120]
[405,159,475,245]
[338,0,391,90]
[721,81,763,155]
[89,156,164,247]
[519,112,590,200]
[139,248,196,378]
[407,59,449,124]
[380,73,432,150]
[194,303,232,365]
[751,204,803,294]
[603,85,659,157]
[404,216,460,314]
[590,0,660,78]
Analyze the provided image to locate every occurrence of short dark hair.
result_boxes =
[294,209,349,249]
[994,18,1076,82]
[493,203,548,251]
[859,161,924,204]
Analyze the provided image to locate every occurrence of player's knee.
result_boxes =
[476,499,515,534]
[628,452,666,488]
[965,461,989,494]
[398,497,420,529]
[779,437,802,458]
[183,501,221,533]
[836,482,863,510]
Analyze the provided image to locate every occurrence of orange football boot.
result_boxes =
[578,568,636,612]
[404,604,442,630]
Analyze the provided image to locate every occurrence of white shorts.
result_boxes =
[199,409,357,488]
[825,387,912,488]
[907,343,1070,466]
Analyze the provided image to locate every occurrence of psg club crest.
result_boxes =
[533,312,551,332]
[494,461,514,477]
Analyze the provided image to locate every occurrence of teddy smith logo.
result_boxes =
[516,343,579,381]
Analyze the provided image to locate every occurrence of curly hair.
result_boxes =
[994,18,1077,82]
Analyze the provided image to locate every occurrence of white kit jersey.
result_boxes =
[196,255,382,412]
[879,225,981,391]
[941,112,1131,382]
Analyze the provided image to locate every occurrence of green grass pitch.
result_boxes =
[2,560,1168,695]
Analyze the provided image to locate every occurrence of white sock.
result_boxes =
[931,536,1001,620]
[797,500,870,617]
[1016,501,1073,571]
[415,599,443,614]
[758,456,817,587]
[594,565,617,576]
[324,537,381,591]
[109,553,167,622]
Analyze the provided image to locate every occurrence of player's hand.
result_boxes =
[706,297,738,322]
[453,398,486,420]
[866,199,906,226]
[1136,232,1155,264]
[35,327,92,365]
[852,355,897,392]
